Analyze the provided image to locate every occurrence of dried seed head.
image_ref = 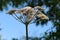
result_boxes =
[7,9,16,15]
[17,6,32,14]
[34,6,44,11]
[36,11,49,20]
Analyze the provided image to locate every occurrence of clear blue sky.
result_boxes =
[0,3,55,40]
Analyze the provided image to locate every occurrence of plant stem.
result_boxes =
[25,24,28,40]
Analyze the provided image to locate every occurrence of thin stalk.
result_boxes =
[25,24,28,40]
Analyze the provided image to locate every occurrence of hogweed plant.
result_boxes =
[7,6,49,40]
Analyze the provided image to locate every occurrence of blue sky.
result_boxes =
[0,3,55,40]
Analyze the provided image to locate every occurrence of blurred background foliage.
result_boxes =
[0,0,60,40]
